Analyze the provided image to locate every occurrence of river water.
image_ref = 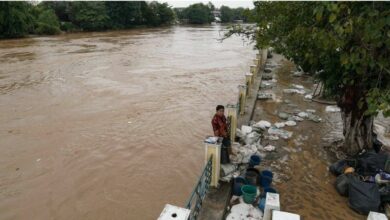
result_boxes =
[0,25,256,220]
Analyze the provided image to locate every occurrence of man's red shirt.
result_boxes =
[211,114,227,138]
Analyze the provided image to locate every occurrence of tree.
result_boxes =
[40,1,71,22]
[220,6,234,23]
[157,2,174,25]
[143,2,174,26]
[232,7,245,21]
[30,5,61,35]
[242,8,255,23]
[184,3,213,24]
[252,2,389,155]
[0,2,33,38]
[67,1,109,31]
[105,1,144,28]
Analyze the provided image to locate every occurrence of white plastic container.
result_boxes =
[157,204,190,220]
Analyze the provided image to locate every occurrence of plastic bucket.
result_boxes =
[260,170,273,187]
[261,170,273,178]
[249,155,261,167]
[261,187,277,198]
[233,177,247,196]
[260,176,272,188]
[258,197,266,212]
[241,185,257,204]
[245,168,260,185]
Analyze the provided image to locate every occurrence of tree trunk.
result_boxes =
[341,110,373,156]
[339,85,374,156]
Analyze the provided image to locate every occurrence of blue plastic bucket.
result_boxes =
[260,170,273,187]
[261,187,278,198]
[260,176,272,188]
[258,197,266,212]
[233,177,247,196]
[261,170,273,178]
[249,155,261,167]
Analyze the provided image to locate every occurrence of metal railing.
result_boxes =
[185,155,213,220]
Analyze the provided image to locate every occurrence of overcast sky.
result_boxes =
[163,0,254,9]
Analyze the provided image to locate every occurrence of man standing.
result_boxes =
[211,105,230,164]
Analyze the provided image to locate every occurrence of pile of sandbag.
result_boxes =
[329,150,390,215]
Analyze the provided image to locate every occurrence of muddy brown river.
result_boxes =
[0,25,256,220]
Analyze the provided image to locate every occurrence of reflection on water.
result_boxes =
[0,25,255,220]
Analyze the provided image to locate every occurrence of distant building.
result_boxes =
[212,10,221,18]
[212,10,221,23]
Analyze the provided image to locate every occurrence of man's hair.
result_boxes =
[216,105,224,111]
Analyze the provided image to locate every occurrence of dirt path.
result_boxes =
[252,55,364,220]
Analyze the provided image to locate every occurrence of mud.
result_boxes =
[253,55,365,219]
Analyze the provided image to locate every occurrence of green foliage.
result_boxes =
[220,6,234,23]
[67,1,109,31]
[253,2,390,117]
[219,6,252,23]
[105,1,144,28]
[40,1,71,22]
[0,2,33,38]
[59,22,79,32]
[31,6,61,35]
[143,2,174,26]
[184,3,214,24]
[0,1,176,38]
[156,2,175,25]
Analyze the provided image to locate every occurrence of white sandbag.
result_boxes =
[268,127,293,139]
[285,121,297,126]
[266,135,280,141]
[304,94,313,100]
[241,125,253,135]
[264,145,276,152]
[236,128,245,139]
[245,132,261,145]
[325,105,341,112]
[298,112,309,118]
[292,84,304,90]
[290,115,304,122]
[255,120,272,129]
[275,122,285,128]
